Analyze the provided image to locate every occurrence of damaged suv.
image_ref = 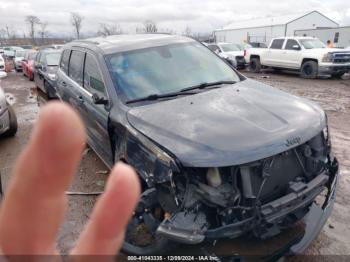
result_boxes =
[56,34,339,257]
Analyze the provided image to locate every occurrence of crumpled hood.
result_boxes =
[127,79,326,167]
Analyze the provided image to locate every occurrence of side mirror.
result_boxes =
[92,93,108,105]
[35,64,42,70]
[292,45,301,50]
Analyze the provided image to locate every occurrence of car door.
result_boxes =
[64,49,87,117]
[34,53,45,92]
[281,39,303,69]
[265,39,285,66]
[81,52,113,167]
[35,53,46,91]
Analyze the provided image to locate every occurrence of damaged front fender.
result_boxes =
[115,124,181,186]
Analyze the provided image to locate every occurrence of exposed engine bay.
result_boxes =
[123,131,339,255]
[154,132,338,244]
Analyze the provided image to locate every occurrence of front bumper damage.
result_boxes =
[319,64,350,75]
[156,158,339,256]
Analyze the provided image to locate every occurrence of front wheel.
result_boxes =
[3,105,18,137]
[44,81,56,100]
[331,72,345,79]
[249,58,261,73]
[301,61,318,79]
[122,188,178,255]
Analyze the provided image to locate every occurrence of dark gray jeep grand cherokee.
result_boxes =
[56,34,339,257]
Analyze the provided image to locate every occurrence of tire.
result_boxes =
[44,81,56,100]
[3,105,18,137]
[301,61,318,79]
[121,188,179,255]
[250,58,261,73]
[331,72,345,79]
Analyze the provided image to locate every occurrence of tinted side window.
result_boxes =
[285,39,300,50]
[69,50,85,86]
[60,50,71,74]
[270,39,285,49]
[84,53,106,95]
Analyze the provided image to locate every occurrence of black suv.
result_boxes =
[56,34,338,257]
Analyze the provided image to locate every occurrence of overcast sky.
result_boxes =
[0,0,350,38]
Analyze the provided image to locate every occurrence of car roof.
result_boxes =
[66,34,195,54]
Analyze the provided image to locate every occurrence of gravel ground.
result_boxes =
[0,70,349,258]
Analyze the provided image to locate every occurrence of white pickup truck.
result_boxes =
[245,37,350,78]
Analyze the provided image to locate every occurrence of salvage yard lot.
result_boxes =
[0,70,349,257]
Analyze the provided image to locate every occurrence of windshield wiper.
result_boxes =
[180,80,237,93]
[126,91,196,104]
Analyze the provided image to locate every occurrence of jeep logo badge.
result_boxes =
[286,137,301,147]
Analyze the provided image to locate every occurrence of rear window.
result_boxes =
[68,50,85,86]
[285,39,300,50]
[60,50,71,74]
[270,39,285,49]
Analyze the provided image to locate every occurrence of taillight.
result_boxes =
[244,49,247,57]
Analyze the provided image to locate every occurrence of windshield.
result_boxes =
[220,44,241,52]
[46,53,61,66]
[106,42,241,102]
[300,39,326,49]
[15,51,26,57]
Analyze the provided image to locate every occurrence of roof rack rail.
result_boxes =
[72,40,100,45]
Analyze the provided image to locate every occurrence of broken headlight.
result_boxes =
[127,125,180,184]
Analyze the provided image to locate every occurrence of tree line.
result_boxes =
[0,13,205,45]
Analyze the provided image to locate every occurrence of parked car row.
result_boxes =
[204,37,350,79]
[206,42,247,69]
[39,34,339,258]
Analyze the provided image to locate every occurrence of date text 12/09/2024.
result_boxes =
[127,256,218,261]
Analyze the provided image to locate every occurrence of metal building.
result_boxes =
[295,26,350,48]
[214,11,339,45]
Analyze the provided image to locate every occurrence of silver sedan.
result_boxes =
[0,72,17,137]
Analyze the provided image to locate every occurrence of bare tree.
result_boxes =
[143,20,157,33]
[71,12,84,39]
[39,22,49,44]
[25,15,41,44]
[183,26,192,37]
[0,29,6,40]
[97,23,122,36]
[5,25,16,39]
